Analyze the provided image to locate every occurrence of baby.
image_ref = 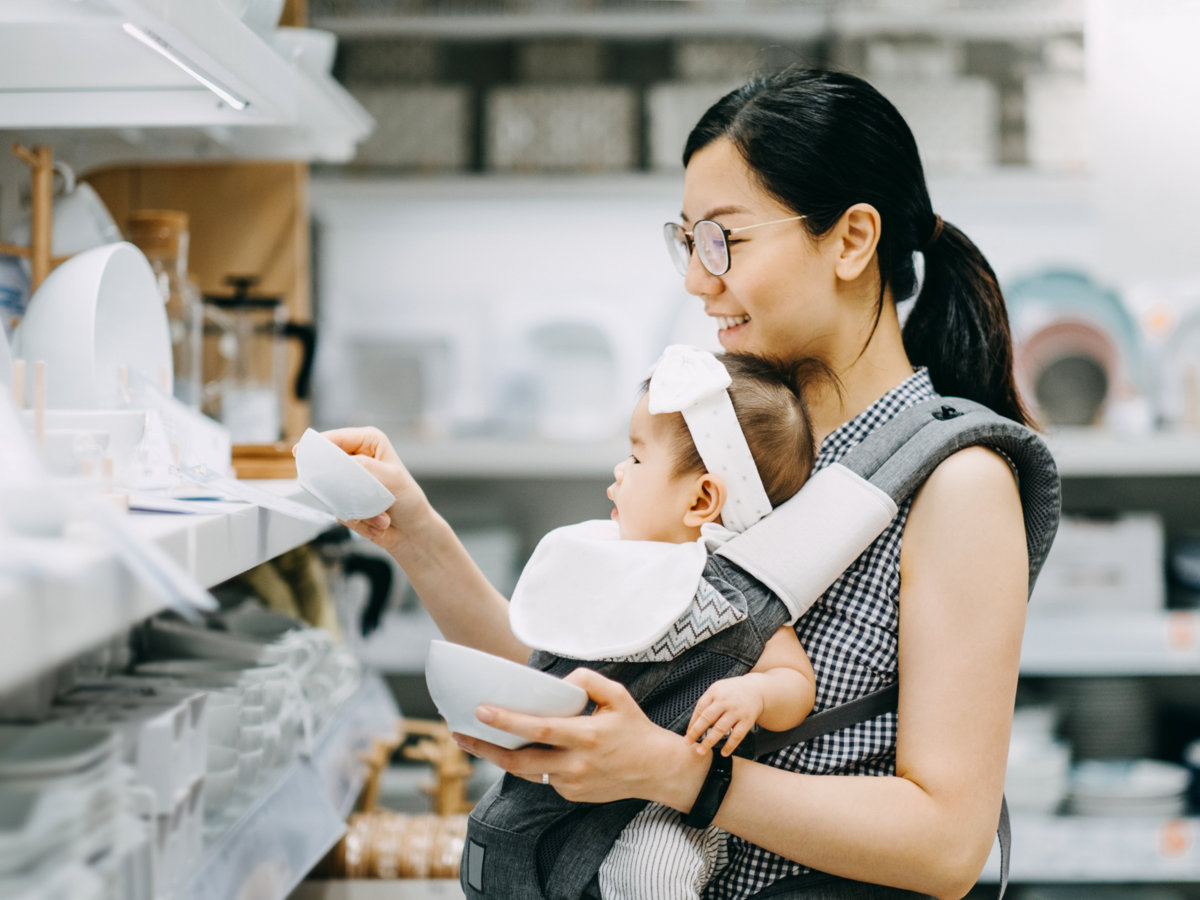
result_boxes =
[505,345,820,900]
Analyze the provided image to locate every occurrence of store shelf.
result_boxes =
[191,673,400,900]
[314,1,1082,40]
[979,814,1200,883]
[1043,429,1200,478]
[386,430,1200,481]
[1021,611,1200,676]
[0,0,373,164]
[0,480,332,694]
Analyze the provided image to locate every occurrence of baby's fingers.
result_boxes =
[721,719,755,756]
[686,700,720,744]
[696,711,741,754]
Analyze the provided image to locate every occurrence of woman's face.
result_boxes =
[680,138,846,362]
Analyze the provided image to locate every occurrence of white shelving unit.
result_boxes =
[0,0,373,167]
[0,481,329,695]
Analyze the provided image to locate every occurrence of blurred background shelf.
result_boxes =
[313,1,1083,40]
[382,430,1200,481]
[1022,613,1200,677]
[979,815,1200,884]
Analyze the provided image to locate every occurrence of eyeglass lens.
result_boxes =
[663,223,691,276]
[693,220,729,276]
[662,220,731,277]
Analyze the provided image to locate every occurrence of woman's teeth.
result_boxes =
[716,315,751,331]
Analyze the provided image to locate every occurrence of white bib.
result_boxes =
[509,520,710,660]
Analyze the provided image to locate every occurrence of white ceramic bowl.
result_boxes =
[295,428,394,521]
[12,243,171,409]
[425,640,588,750]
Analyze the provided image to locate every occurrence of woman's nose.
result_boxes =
[684,250,723,297]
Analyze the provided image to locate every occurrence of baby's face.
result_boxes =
[607,394,708,543]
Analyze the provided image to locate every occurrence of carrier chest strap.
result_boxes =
[745,682,1010,899]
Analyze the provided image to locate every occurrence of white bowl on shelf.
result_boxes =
[295,428,394,521]
[425,640,588,750]
[11,243,171,410]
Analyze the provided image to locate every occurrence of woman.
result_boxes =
[328,68,1037,900]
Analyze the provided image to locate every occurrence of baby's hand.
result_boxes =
[685,676,765,757]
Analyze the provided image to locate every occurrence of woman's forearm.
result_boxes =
[388,504,529,663]
[648,740,991,900]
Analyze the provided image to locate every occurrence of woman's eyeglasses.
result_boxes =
[662,215,806,277]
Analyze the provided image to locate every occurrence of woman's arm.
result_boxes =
[457,445,1026,900]
[320,427,529,663]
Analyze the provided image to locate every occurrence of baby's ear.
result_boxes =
[683,473,726,528]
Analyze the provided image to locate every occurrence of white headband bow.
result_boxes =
[647,345,772,533]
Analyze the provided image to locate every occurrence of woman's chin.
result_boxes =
[717,321,753,352]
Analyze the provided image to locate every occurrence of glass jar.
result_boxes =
[127,210,203,409]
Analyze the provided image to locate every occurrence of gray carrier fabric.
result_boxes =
[464,556,792,900]
[463,396,1060,900]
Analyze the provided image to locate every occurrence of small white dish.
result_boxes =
[0,726,117,780]
[294,428,394,521]
[425,640,588,750]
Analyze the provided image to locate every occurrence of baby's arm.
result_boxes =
[685,626,816,756]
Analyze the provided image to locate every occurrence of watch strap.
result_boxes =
[680,747,734,829]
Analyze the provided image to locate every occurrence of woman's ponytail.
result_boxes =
[685,67,1033,427]
[905,221,1033,426]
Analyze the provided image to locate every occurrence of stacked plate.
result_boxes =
[0,725,142,898]
[1006,706,1071,815]
[1068,759,1190,817]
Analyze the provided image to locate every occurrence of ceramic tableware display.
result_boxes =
[295,427,394,521]
[11,243,172,410]
[1068,759,1191,817]
[425,640,588,750]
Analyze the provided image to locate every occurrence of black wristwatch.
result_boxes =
[681,747,734,829]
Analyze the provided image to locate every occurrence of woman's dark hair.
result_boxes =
[644,353,825,507]
[683,67,1032,427]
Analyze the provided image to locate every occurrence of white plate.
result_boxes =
[12,243,171,410]
[425,640,588,750]
[0,726,116,779]
[295,428,395,521]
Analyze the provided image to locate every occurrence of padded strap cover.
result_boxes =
[714,464,898,623]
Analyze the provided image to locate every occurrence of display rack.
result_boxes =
[190,674,399,900]
[0,481,329,696]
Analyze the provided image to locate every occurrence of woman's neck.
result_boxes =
[806,300,915,445]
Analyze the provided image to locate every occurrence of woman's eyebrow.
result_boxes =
[681,204,752,224]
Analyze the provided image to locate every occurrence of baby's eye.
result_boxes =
[630,455,641,465]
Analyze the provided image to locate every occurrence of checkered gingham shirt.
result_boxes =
[706,368,938,900]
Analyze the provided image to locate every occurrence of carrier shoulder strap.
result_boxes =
[721,397,1058,900]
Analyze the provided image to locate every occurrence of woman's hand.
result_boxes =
[454,668,710,808]
[307,427,431,553]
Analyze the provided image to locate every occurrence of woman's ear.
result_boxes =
[832,203,882,284]
[683,473,726,528]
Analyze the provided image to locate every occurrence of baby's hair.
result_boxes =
[645,354,827,507]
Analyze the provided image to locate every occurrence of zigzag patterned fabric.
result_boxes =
[604,579,747,664]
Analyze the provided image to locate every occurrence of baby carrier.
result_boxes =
[462,397,1061,900]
